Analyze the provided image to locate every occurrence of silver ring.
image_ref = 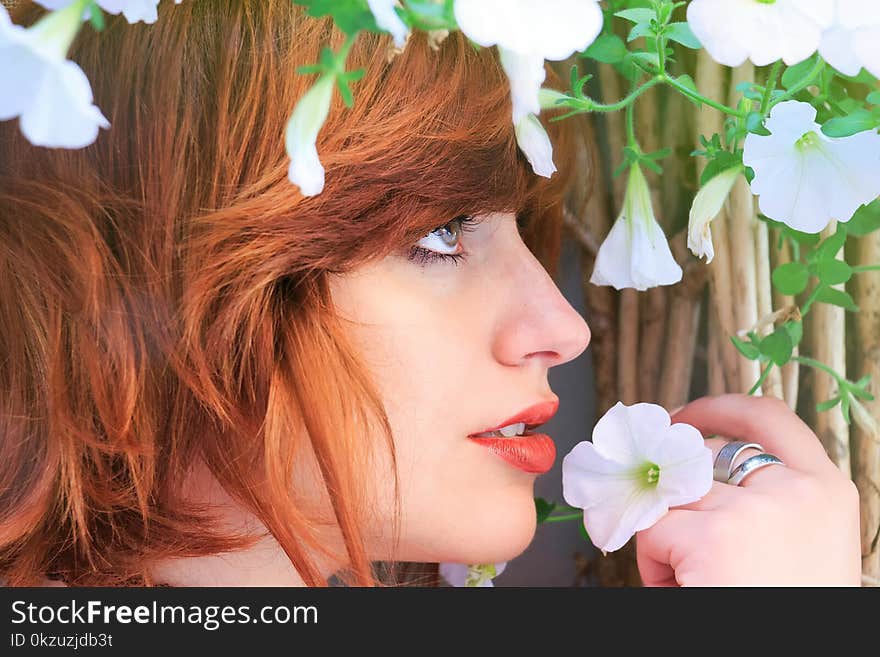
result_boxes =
[727,453,786,486]
[713,441,764,482]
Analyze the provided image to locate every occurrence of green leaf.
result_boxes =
[840,394,852,423]
[578,519,591,544]
[843,199,880,237]
[582,33,628,64]
[816,397,841,413]
[731,335,760,360]
[665,22,701,49]
[295,0,377,36]
[626,51,661,73]
[614,8,655,24]
[336,77,355,108]
[675,74,702,107]
[88,3,105,31]
[867,91,880,105]
[628,21,654,42]
[811,227,847,263]
[771,262,809,295]
[760,328,793,366]
[821,109,878,138]
[781,55,818,89]
[815,259,852,285]
[745,111,770,135]
[816,287,860,312]
[535,497,557,524]
[783,320,803,348]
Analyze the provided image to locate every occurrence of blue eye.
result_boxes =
[407,215,480,266]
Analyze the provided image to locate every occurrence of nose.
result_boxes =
[491,238,591,369]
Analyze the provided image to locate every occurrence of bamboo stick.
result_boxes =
[808,221,850,474]
[770,227,800,409]
[658,85,705,410]
[694,50,739,393]
[727,63,761,394]
[852,231,880,581]
[708,308,726,395]
[636,86,667,404]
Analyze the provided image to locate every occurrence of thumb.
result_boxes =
[635,508,698,587]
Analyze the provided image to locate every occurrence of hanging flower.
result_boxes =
[687,0,834,66]
[819,0,880,78]
[285,73,335,197]
[453,0,603,177]
[561,401,713,554]
[687,166,741,264]
[439,562,507,587]
[0,1,109,148]
[366,0,409,49]
[590,164,682,291]
[36,0,182,25]
[743,100,880,234]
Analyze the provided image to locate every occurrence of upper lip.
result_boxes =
[468,398,560,436]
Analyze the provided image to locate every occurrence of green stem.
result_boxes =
[660,73,747,117]
[852,264,880,273]
[625,94,637,149]
[760,60,783,115]
[800,284,823,315]
[748,362,774,395]
[543,513,583,523]
[570,77,663,113]
[771,57,825,107]
[792,356,847,388]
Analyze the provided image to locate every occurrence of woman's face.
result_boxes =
[328,212,591,565]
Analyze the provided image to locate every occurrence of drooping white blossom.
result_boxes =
[36,0,182,25]
[819,0,880,78]
[0,2,109,148]
[366,0,409,49]
[454,0,603,177]
[439,561,507,587]
[687,0,835,67]
[687,166,741,264]
[743,100,880,234]
[285,74,335,197]
[590,165,682,291]
[562,401,713,554]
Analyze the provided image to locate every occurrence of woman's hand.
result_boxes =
[635,393,863,586]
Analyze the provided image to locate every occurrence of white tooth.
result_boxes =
[499,422,526,437]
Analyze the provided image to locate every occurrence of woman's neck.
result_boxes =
[149,460,342,587]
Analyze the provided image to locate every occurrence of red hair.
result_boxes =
[0,0,586,586]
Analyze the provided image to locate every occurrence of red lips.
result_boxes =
[468,398,560,474]
[468,399,560,436]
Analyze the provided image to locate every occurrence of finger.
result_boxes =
[669,393,830,474]
[635,508,697,587]
[669,479,741,511]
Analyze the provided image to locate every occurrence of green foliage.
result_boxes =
[294,0,378,35]
[771,262,809,295]
[822,109,880,137]
[535,497,556,524]
[844,200,880,237]
[583,34,629,64]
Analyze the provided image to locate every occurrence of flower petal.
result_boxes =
[646,423,713,507]
[19,57,109,148]
[514,113,556,178]
[453,0,603,60]
[819,24,863,76]
[498,48,545,121]
[589,214,634,290]
[687,167,741,263]
[367,0,410,49]
[285,75,334,196]
[582,485,667,553]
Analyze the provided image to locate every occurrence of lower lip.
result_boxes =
[467,432,556,474]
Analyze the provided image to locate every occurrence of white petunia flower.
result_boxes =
[35,0,180,25]
[285,74,335,197]
[743,100,880,234]
[439,562,507,587]
[687,0,834,67]
[0,2,109,148]
[562,401,713,554]
[590,165,682,291]
[366,0,409,49]
[687,166,741,264]
[454,0,603,177]
[819,0,880,78]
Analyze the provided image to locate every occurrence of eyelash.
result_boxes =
[407,215,482,267]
